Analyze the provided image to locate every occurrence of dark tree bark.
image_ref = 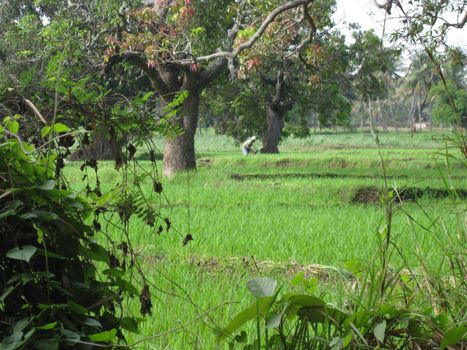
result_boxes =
[261,102,283,153]
[162,86,199,176]
[260,70,288,154]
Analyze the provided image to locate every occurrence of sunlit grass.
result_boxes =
[64,131,466,349]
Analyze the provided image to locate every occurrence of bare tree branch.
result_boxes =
[286,4,317,57]
[117,52,171,95]
[374,0,393,15]
[190,0,312,63]
[442,11,467,29]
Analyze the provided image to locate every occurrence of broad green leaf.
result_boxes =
[6,120,19,134]
[0,200,23,219]
[23,329,34,343]
[52,123,70,133]
[121,317,139,333]
[219,303,257,339]
[117,279,139,296]
[377,304,399,317]
[13,318,30,333]
[83,318,103,329]
[0,286,15,303]
[79,243,110,264]
[68,300,88,315]
[40,126,51,138]
[7,245,37,262]
[20,212,38,219]
[266,308,285,329]
[440,326,466,349]
[88,329,117,342]
[62,329,80,343]
[247,278,277,298]
[38,180,55,191]
[30,210,58,221]
[374,320,387,343]
[103,269,124,279]
[220,297,274,339]
[0,331,23,350]
[288,295,326,308]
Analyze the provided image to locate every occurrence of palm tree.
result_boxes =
[403,52,437,131]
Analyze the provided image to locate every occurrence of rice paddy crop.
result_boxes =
[64,131,466,349]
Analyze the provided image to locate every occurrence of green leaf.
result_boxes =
[83,318,103,329]
[62,329,80,344]
[30,210,58,221]
[40,126,51,138]
[38,180,55,190]
[103,268,124,279]
[52,123,70,133]
[88,329,116,342]
[20,212,38,219]
[37,321,57,330]
[374,320,387,344]
[79,243,110,264]
[219,297,274,339]
[6,120,19,134]
[13,318,31,333]
[0,331,23,350]
[219,303,257,339]
[266,310,284,329]
[0,200,23,219]
[68,300,88,315]
[7,245,37,262]
[247,278,277,298]
[440,326,466,349]
[121,317,139,333]
[117,279,139,296]
[0,286,15,303]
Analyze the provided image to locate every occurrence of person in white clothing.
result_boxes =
[241,136,257,155]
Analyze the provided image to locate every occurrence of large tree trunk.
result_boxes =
[260,70,287,154]
[69,128,123,162]
[261,103,283,153]
[163,89,199,176]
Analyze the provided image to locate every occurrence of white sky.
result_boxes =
[333,0,467,49]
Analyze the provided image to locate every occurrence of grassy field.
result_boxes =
[65,131,466,349]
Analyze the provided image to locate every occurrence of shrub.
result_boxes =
[0,118,144,349]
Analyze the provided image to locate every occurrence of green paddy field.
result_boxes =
[65,131,466,349]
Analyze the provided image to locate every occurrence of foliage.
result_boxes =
[430,80,467,128]
[222,276,466,349]
[350,30,399,102]
[0,118,149,348]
